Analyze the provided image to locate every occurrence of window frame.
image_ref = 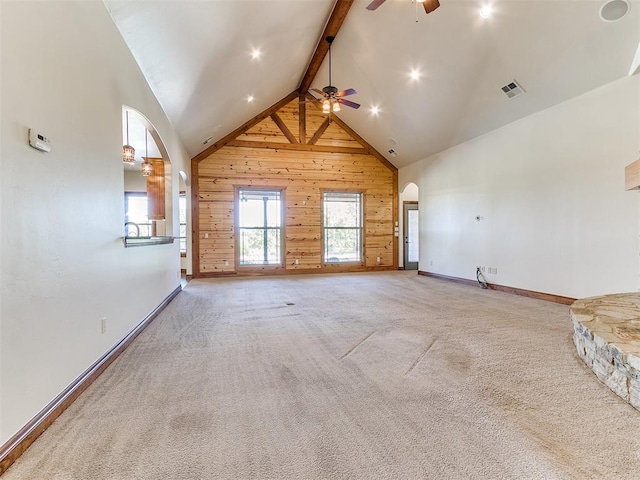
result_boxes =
[234,186,286,270]
[321,190,365,266]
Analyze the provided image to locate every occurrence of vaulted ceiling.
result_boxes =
[105,0,640,168]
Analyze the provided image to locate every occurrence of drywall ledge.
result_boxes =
[122,236,174,247]
[0,285,182,475]
[572,293,640,412]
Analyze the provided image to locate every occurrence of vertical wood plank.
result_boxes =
[146,158,165,220]
[299,94,306,144]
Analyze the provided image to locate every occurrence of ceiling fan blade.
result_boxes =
[423,0,440,14]
[336,88,357,97]
[366,0,387,10]
[337,98,361,109]
[310,88,327,97]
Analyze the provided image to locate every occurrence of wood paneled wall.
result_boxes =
[192,94,397,276]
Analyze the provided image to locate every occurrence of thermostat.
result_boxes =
[28,129,51,152]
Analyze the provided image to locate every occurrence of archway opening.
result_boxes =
[399,182,419,270]
[122,106,174,241]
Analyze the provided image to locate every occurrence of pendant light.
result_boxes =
[122,110,136,165]
[141,129,153,177]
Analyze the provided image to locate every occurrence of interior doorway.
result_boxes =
[403,202,419,270]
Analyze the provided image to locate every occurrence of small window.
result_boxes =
[238,189,283,266]
[179,193,187,254]
[124,192,153,237]
[323,192,363,263]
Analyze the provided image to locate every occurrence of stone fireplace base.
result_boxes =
[571,293,640,411]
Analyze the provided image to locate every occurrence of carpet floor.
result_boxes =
[4,272,640,479]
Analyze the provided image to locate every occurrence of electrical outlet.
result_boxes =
[488,267,498,275]
[101,317,107,334]
[295,259,299,265]
[376,256,381,263]
[430,260,433,266]
[224,260,229,267]
[204,232,209,239]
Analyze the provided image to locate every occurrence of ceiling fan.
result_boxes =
[366,0,440,14]
[310,36,360,114]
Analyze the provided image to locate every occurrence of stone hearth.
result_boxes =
[572,293,640,411]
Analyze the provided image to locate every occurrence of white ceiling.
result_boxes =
[105,0,640,169]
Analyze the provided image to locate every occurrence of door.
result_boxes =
[403,202,419,270]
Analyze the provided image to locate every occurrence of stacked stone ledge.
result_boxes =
[571,294,640,412]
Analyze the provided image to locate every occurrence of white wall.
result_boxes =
[398,183,419,268]
[0,1,190,443]
[399,75,640,299]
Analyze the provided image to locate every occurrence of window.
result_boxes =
[179,193,187,254]
[124,192,153,237]
[238,189,283,266]
[323,192,363,263]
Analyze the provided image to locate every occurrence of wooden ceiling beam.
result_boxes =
[192,91,297,163]
[270,113,298,144]
[298,0,355,95]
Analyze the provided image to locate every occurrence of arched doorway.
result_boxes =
[400,182,419,270]
[122,106,174,240]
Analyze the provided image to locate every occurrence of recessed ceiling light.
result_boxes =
[599,0,630,22]
[409,69,421,81]
[251,48,261,60]
[370,105,380,115]
[246,95,254,103]
[479,6,492,18]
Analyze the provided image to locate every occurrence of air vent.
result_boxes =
[501,80,525,99]
[388,149,399,157]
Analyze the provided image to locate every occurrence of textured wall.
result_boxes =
[0,1,190,443]
[399,75,640,299]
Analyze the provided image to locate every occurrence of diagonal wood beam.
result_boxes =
[192,91,298,163]
[305,93,397,173]
[309,117,331,145]
[270,113,298,144]
[298,0,355,95]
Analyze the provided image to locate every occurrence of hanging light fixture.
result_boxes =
[322,99,331,114]
[122,110,135,165]
[141,129,153,177]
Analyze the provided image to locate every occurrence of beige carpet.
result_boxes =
[5,272,640,479]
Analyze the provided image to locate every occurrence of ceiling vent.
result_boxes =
[501,80,525,99]
[388,149,399,157]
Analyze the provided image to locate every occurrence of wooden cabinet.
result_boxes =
[145,158,165,219]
